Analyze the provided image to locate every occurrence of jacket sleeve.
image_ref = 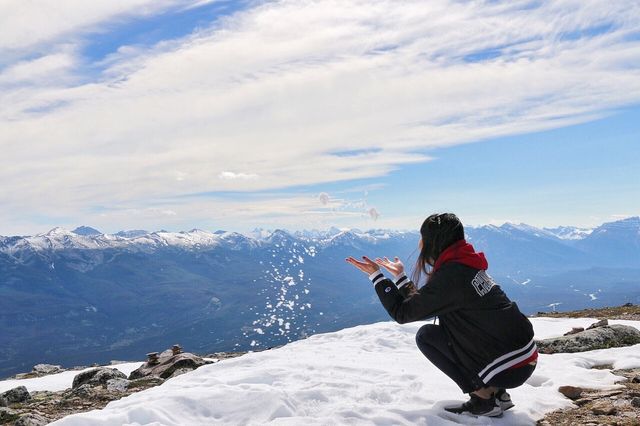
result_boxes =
[399,282,418,299]
[393,272,418,298]
[372,268,462,324]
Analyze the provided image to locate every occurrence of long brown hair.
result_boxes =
[411,213,465,285]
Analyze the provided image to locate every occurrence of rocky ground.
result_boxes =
[0,376,166,425]
[0,350,247,425]
[536,303,640,426]
[538,367,640,426]
[535,303,640,321]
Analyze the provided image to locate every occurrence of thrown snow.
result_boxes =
[0,362,144,393]
[45,318,640,426]
[248,241,315,347]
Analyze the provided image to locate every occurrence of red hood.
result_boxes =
[433,239,488,273]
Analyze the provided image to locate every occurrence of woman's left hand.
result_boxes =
[345,255,380,275]
[375,256,404,276]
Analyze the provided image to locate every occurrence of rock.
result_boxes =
[590,400,617,415]
[1,385,32,403]
[129,352,206,380]
[72,368,100,389]
[564,327,585,336]
[574,397,593,406]
[632,375,640,383]
[536,325,640,354]
[72,367,127,389]
[68,384,95,399]
[586,319,608,330]
[623,302,634,307]
[0,395,7,407]
[146,352,160,365]
[13,373,33,379]
[169,368,193,378]
[558,385,583,399]
[128,376,165,389]
[0,407,19,423]
[631,397,640,408]
[32,363,64,376]
[14,412,50,426]
[595,389,624,398]
[172,344,183,355]
[106,378,129,392]
[202,351,246,361]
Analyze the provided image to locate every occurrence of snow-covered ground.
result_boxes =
[2,318,638,426]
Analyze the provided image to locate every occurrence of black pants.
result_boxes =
[415,324,536,394]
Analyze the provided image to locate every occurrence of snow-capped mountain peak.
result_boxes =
[500,222,559,239]
[72,226,102,236]
[41,227,73,236]
[543,226,594,240]
[595,216,640,233]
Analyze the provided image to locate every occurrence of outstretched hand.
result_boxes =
[375,256,404,277]
[345,255,380,275]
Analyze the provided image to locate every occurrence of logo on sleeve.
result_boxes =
[471,270,496,297]
[384,286,392,293]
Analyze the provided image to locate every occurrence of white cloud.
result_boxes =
[218,171,259,180]
[0,52,76,85]
[0,0,205,54]
[1,0,640,233]
[86,195,378,233]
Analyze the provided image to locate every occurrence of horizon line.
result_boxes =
[3,216,639,239]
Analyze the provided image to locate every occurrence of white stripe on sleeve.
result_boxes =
[368,271,386,286]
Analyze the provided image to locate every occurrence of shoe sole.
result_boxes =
[499,401,515,411]
[445,406,504,418]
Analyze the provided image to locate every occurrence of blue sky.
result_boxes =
[1,0,639,235]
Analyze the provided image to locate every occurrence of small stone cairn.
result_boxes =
[130,343,212,380]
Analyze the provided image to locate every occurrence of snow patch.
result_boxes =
[46,318,640,426]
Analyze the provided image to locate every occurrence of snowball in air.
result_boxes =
[318,192,330,205]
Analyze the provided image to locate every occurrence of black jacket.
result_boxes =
[370,263,536,387]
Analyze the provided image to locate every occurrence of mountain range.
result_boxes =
[1,217,639,378]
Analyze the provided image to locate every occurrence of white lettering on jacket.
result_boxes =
[471,270,496,297]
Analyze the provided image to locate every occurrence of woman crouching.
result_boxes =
[346,213,537,417]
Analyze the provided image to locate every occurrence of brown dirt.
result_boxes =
[538,367,640,426]
[536,304,640,426]
[534,303,640,321]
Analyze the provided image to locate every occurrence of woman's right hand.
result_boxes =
[345,256,380,275]
[375,256,405,277]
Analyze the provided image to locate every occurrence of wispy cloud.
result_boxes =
[0,0,206,55]
[1,0,640,233]
[219,171,260,180]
